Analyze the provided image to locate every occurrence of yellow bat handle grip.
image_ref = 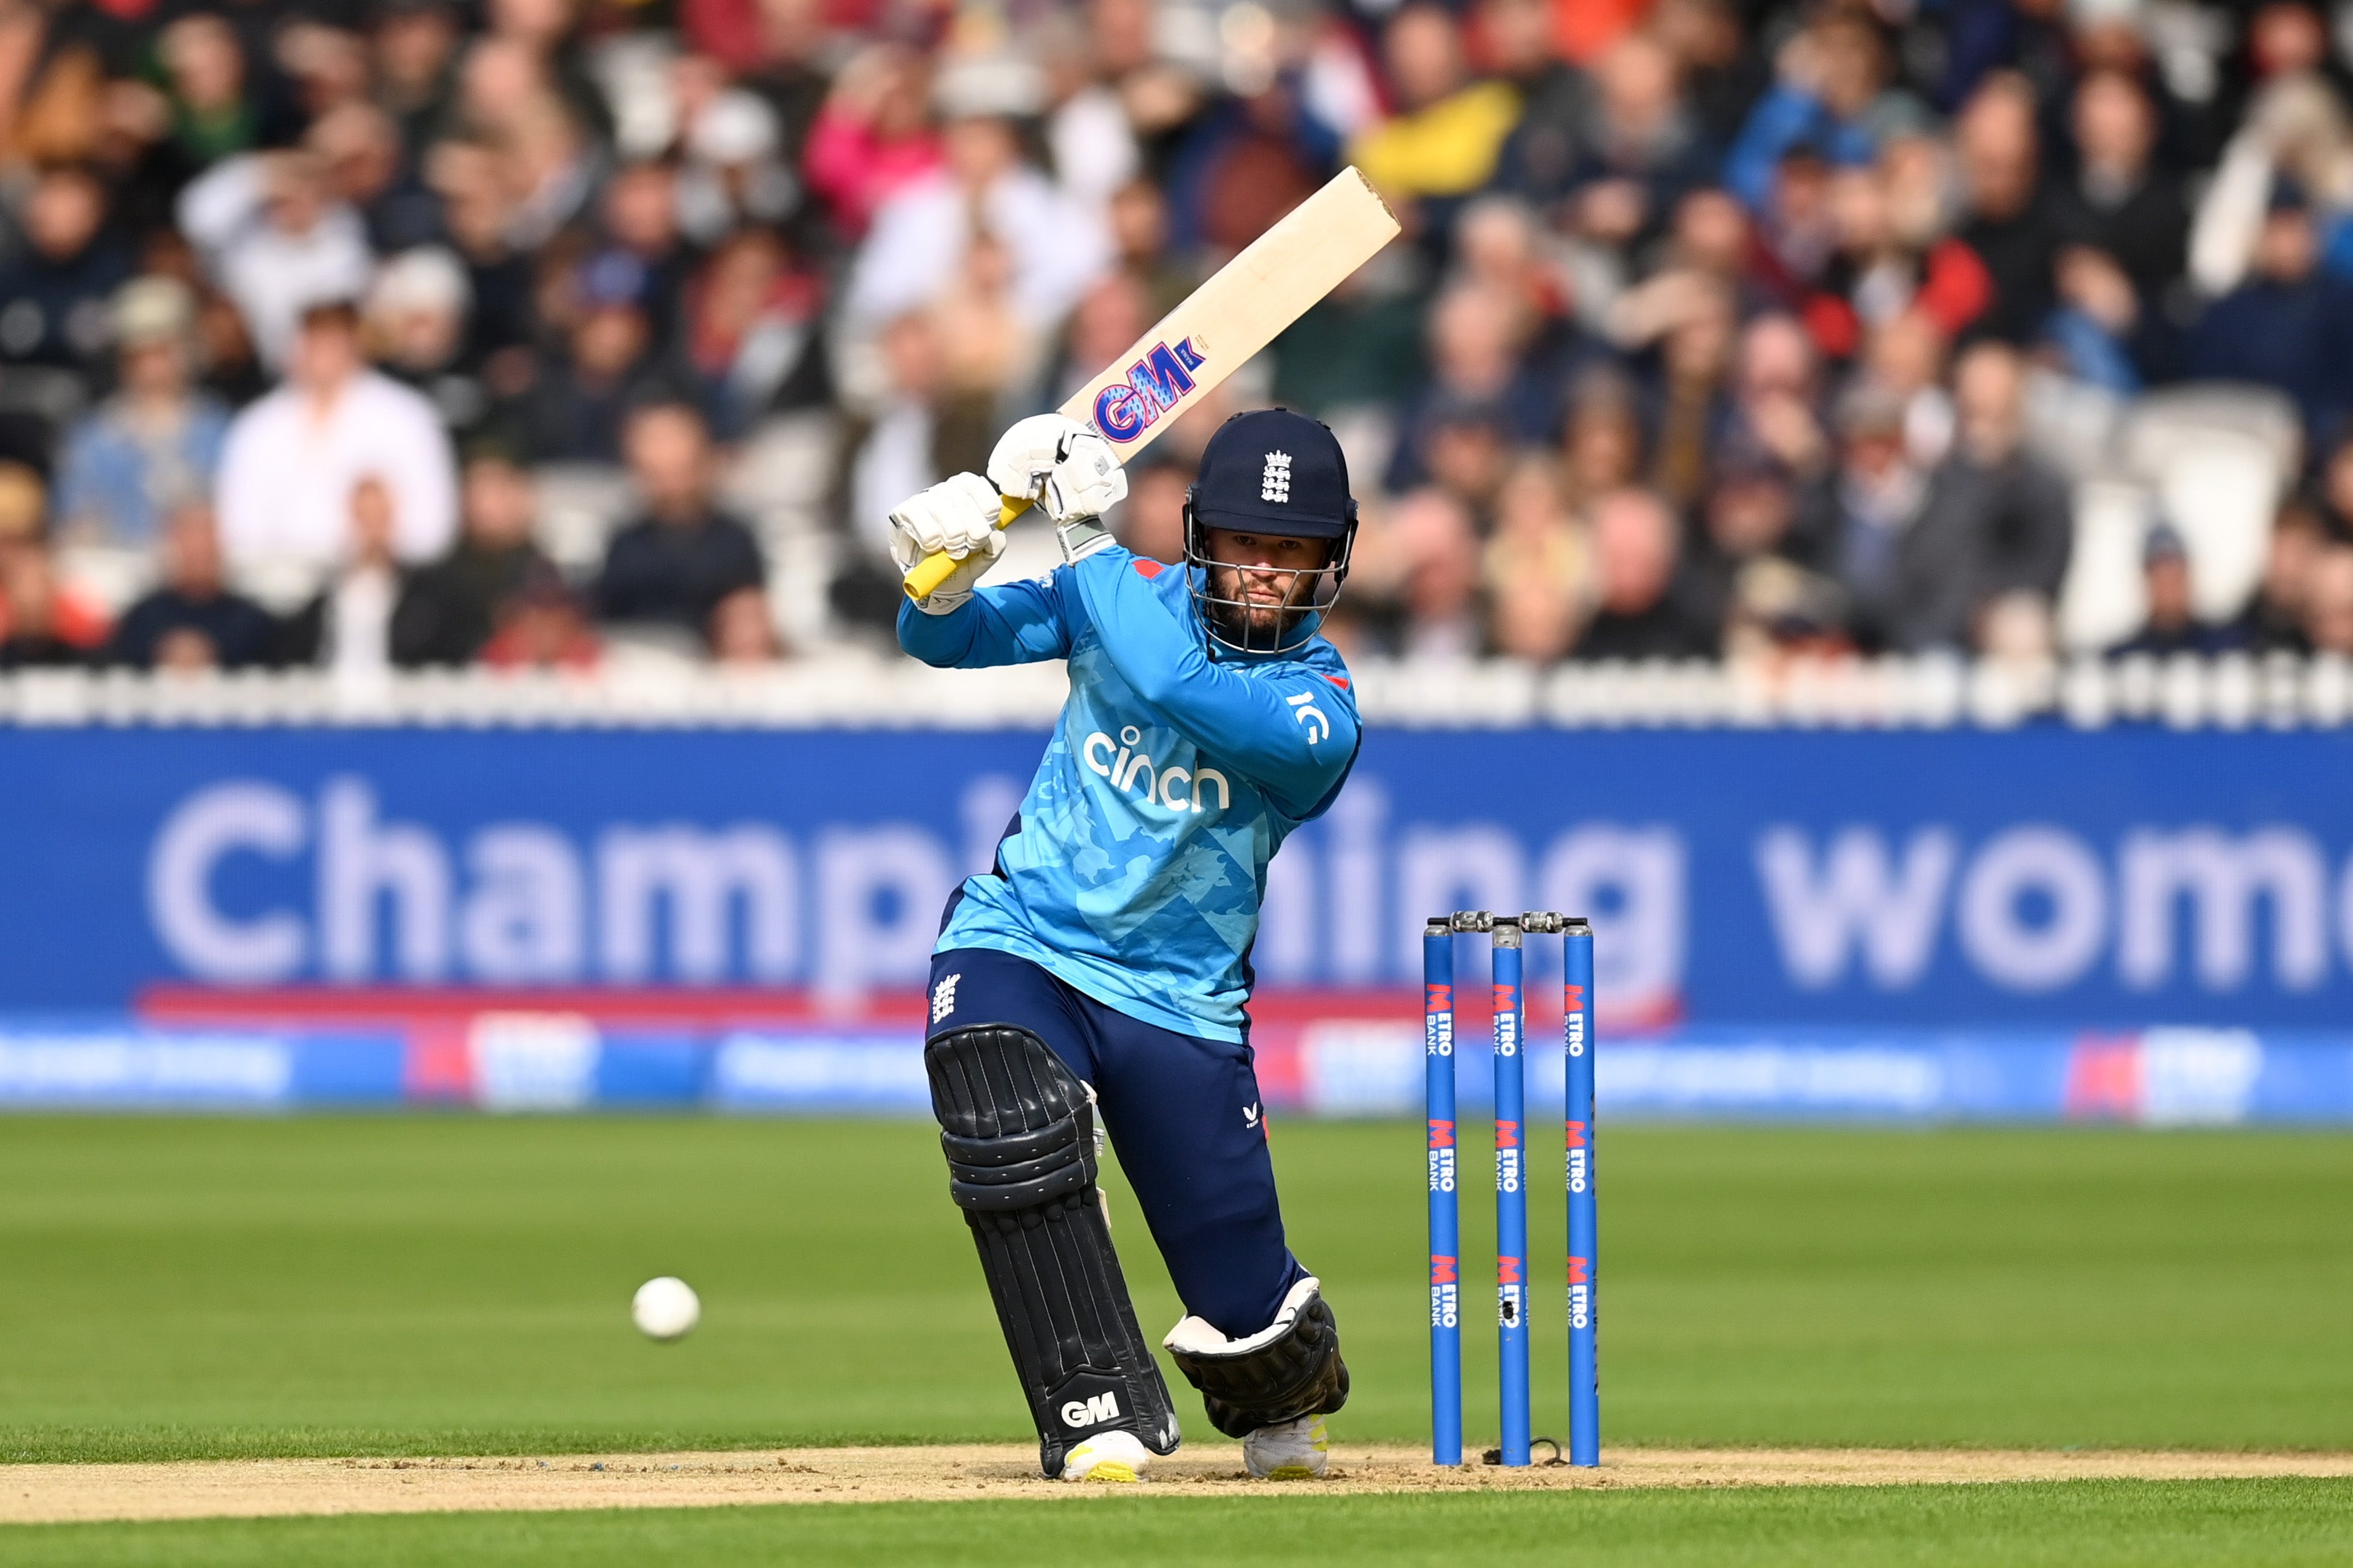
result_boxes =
[901,495,1034,600]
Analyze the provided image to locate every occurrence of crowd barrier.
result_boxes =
[1,1012,2344,1125]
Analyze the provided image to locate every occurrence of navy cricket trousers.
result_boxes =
[926,945,1307,1340]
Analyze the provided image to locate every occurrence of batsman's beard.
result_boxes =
[1205,562,1321,649]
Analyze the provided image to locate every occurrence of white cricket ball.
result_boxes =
[631,1276,700,1341]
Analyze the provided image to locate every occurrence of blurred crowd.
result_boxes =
[2,0,2353,675]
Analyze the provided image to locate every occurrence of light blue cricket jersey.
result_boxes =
[897,546,1361,1042]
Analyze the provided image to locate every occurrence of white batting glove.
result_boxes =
[888,473,1006,614]
[987,413,1088,502]
[1042,430,1127,526]
[988,414,1129,526]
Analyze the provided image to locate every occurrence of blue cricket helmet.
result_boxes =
[1183,409,1359,655]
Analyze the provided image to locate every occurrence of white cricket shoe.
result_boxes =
[1059,1430,1154,1484]
[1243,1414,1329,1479]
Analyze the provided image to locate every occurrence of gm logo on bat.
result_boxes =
[1093,337,1208,441]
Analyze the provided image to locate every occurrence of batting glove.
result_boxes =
[889,472,1006,614]
[988,414,1129,528]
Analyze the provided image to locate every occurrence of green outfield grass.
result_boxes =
[8,1481,2353,1567]
[2,1116,2352,1463]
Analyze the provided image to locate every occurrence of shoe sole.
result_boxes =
[1071,1462,1143,1484]
[1250,1463,1325,1480]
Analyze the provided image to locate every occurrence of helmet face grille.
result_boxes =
[1182,496,1358,656]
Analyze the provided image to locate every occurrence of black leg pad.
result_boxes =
[1163,1277,1350,1439]
[926,1024,1181,1476]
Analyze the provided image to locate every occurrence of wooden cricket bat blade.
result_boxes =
[902,166,1399,600]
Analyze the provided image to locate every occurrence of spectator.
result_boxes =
[520,254,667,463]
[428,140,537,370]
[803,44,942,239]
[1861,343,2072,651]
[365,249,476,425]
[1350,5,1521,208]
[2188,186,2353,445]
[1724,8,1923,210]
[177,151,374,370]
[594,401,766,644]
[1570,487,1716,659]
[0,545,97,668]
[1813,379,1931,648]
[1801,163,1991,360]
[108,503,278,670]
[2238,502,2325,651]
[842,59,1108,334]
[1558,366,1648,510]
[1942,343,2072,625]
[1686,454,1822,637]
[392,451,553,666]
[841,310,991,592]
[1484,457,1587,662]
[1115,458,1190,565]
[1483,0,1598,205]
[595,161,695,343]
[282,476,408,679]
[2188,74,2353,299]
[1953,76,2065,345]
[1453,198,1593,385]
[309,101,443,254]
[1651,0,1769,153]
[2057,70,2189,310]
[2108,524,2244,656]
[0,165,130,377]
[372,0,462,161]
[677,87,799,249]
[1385,489,1484,661]
[684,228,827,433]
[481,561,599,669]
[155,12,269,172]
[1643,276,1739,510]
[215,299,458,587]
[55,279,231,550]
[1389,284,1553,491]
[1555,34,1714,253]
[1721,313,1830,479]
[2306,544,2353,655]
[708,584,784,663]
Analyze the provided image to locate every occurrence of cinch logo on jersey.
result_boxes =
[1060,1391,1121,1428]
[1091,337,1207,442]
[1081,724,1231,815]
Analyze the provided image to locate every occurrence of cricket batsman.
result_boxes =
[891,406,1361,1484]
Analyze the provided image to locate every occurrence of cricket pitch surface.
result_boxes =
[13,1445,2353,1524]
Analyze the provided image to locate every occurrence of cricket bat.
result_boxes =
[901,166,1400,600]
